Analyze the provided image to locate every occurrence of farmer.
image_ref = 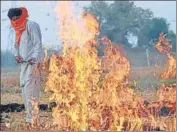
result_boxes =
[7,7,43,126]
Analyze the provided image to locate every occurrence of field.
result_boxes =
[0,4,176,130]
[1,35,176,131]
[1,65,175,131]
[1,67,53,131]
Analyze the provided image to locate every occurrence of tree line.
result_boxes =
[1,50,17,67]
[1,1,176,67]
[84,1,176,51]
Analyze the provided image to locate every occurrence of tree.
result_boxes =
[84,1,175,50]
[167,30,176,52]
[138,17,169,47]
[84,1,153,47]
[83,1,109,37]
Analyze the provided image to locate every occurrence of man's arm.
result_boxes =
[12,28,19,57]
[14,43,19,57]
[13,32,23,63]
[29,22,42,64]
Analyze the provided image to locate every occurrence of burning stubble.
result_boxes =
[32,1,176,131]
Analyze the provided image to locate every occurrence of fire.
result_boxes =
[156,33,176,79]
[43,2,176,131]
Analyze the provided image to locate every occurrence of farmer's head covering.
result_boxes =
[7,7,29,45]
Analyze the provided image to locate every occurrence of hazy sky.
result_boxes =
[1,1,176,51]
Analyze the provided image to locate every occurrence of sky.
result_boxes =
[1,1,176,51]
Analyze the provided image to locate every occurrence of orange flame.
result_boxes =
[43,2,176,131]
[156,33,176,79]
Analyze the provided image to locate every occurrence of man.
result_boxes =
[7,7,43,126]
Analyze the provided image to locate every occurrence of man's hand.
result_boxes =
[15,56,23,63]
[28,58,36,65]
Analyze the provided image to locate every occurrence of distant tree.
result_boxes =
[167,30,176,52]
[137,17,169,47]
[84,1,153,47]
[1,50,17,67]
[84,1,176,50]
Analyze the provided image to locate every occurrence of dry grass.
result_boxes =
[1,66,169,104]
[1,66,162,91]
[1,68,53,131]
[1,111,53,131]
[1,67,176,131]
[1,72,20,90]
[129,66,164,81]
[1,67,50,104]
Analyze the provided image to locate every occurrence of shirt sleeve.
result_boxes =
[14,43,19,56]
[29,22,43,63]
[12,29,20,57]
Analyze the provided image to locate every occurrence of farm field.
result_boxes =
[1,65,176,131]
[1,35,176,131]
[1,66,164,104]
[1,1,176,131]
[1,67,53,131]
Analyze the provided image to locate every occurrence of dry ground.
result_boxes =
[1,66,175,131]
[1,67,53,130]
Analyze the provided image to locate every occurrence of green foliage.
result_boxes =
[167,30,176,52]
[160,79,176,86]
[138,17,169,46]
[84,1,176,49]
[84,1,153,47]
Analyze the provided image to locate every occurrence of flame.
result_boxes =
[156,33,176,79]
[30,98,39,127]
[43,2,176,131]
[54,1,99,50]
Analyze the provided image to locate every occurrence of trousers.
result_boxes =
[20,63,41,123]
